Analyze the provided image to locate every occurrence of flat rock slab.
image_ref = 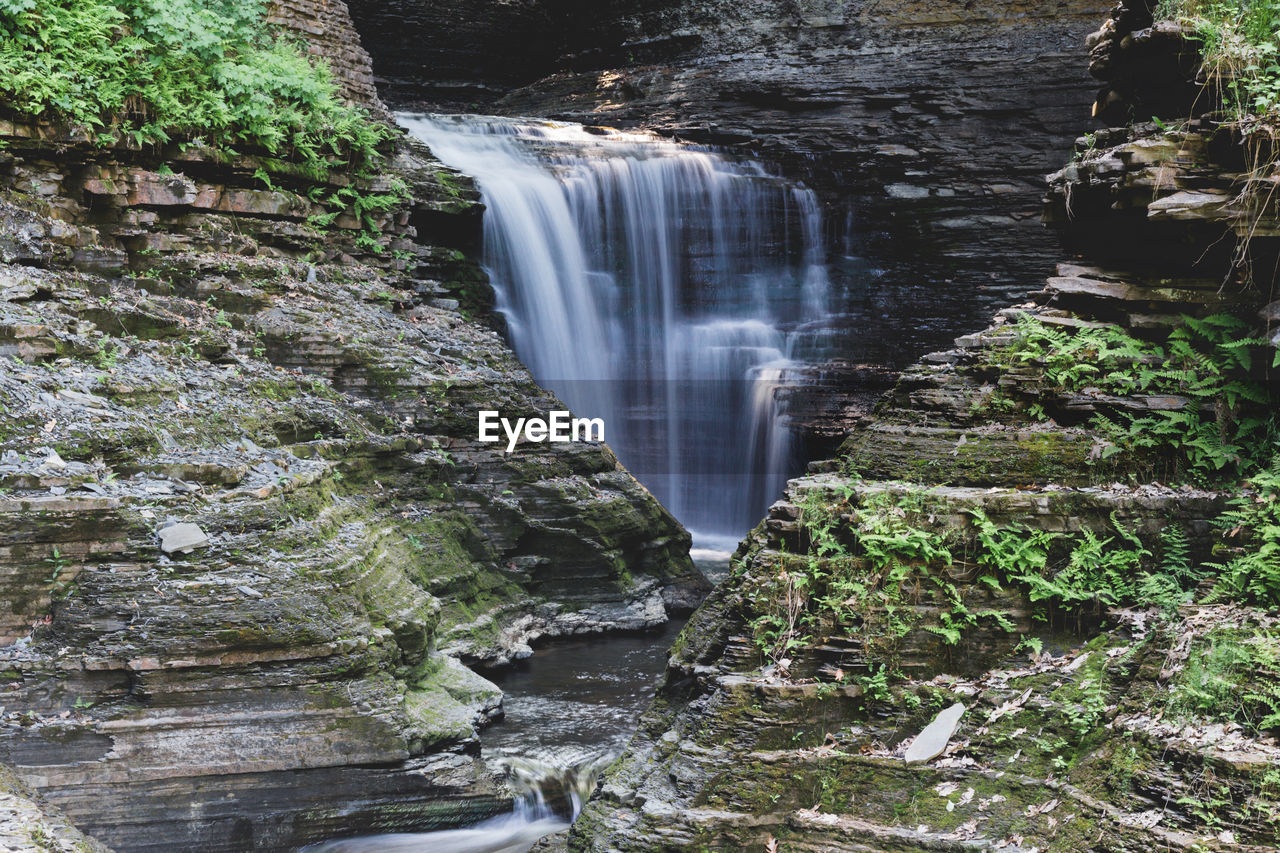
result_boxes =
[159,523,209,554]
[904,702,966,764]
[56,388,109,409]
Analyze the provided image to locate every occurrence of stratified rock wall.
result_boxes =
[268,0,386,111]
[0,764,109,852]
[0,3,706,849]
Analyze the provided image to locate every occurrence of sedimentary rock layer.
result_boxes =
[0,85,703,853]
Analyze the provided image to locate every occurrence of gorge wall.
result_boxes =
[0,4,707,850]
[349,0,1115,379]
[567,1,1280,850]
[267,0,385,111]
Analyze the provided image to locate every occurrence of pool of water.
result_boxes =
[305,597,705,853]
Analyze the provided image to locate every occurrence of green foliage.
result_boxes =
[43,546,74,597]
[1156,0,1280,117]
[1064,676,1109,739]
[1003,317,1152,393]
[1139,524,1203,614]
[968,509,1184,624]
[1004,315,1276,480]
[1206,461,1280,605]
[1169,627,1280,734]
[1159,523,1194,581]
[746,488,1198,676]
[854,663,893,703]
[744,486,959,669]
[0,0,401,243]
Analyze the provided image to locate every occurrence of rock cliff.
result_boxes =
[0,4,705,850]
[267,0,385,111]
[568,2,1280,850]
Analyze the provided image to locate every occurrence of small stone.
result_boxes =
[41,450,67,470]
[904,702,966,763]
[236,585,264,599]
[158,523,210,554]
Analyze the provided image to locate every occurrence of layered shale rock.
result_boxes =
[0,764,108,853]
[0,79,703,853]
[267,0,386,110]
[568,6,1280,851]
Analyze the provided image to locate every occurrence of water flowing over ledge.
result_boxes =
[400,114,835,540]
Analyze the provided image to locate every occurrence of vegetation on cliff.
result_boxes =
[750,303,1280,678]
[999,314,1276,481]
[1158,0,1280,116]
[0,0,402,243]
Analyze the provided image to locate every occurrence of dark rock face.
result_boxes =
[345,0,557,104]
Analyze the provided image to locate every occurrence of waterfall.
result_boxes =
[303,754,612,853]
[400,114,831,541]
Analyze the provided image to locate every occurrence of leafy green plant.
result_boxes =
[745,486,954,669]
[1169,627,1280,734]
[1156,0,1280,116]
[0,0,402,245]
[1004,315,1275,481]
[749,489,1187,678]
[970,509,1163,627]
[43,547,76,597]
[1207,461,1280,605]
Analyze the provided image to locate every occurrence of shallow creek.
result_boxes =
[305,553,729,852]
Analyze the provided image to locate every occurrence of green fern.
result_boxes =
[1159,524,1197,585]
[1207,462,1280,607]
[1003,312,1277,481]
[0,0,401,247]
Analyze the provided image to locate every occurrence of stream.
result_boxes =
[306,617,694,853]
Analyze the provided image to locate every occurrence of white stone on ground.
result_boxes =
[904,702,966,763]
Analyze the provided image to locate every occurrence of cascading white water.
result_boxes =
[303,755,608,853]
[400,114,831,542]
